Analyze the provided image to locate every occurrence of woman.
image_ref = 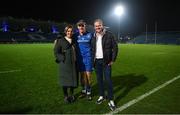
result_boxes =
[54,25,78,103]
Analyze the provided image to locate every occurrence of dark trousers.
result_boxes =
[62,86,74,97]
[95,59,113,100]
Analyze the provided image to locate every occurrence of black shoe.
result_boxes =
[69,96,75,103]
[108,101,116,111]
[87,94,92,101]
[64,96,71,103]
[96,96,104,104]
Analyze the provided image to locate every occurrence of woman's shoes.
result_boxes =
[69,95,75,102]
[64,96,71,103]
[64,96,75,103]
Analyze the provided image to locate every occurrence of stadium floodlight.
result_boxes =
[114,5,124,40]
[114,5,124,16]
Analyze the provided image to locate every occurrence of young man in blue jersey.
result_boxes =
[74,20,93,101]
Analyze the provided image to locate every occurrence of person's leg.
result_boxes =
[70,87,74,96]
[85,56,93,95]
[62,86,68,97]
[80,72,86,92]
[86,71,92,100]
[69,86,75,102]
[104,65,113,100]
[95,59,104,97]
[62,86,69,103]
[104,64,116,110]
[79,72,86,98]
[86,71,92,93]
[78,60,86,96]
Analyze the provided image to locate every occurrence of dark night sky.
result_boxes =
[0,0,180,35]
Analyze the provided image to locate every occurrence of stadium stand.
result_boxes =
[2,17,179,45]
[133,31,180,45]
[0,31,59,43]
[0,17,94,43]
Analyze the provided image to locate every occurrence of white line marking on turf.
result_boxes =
[107,75,180,114]
[0,69,21,74]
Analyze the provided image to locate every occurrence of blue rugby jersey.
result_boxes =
[75,32,92,57]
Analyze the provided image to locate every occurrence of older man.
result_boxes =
[91,19,118,111]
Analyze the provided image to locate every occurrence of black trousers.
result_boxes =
[62,86,74,97]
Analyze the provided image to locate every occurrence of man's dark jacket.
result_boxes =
[91,30,118,65]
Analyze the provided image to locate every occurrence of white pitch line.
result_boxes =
[107,75,180,114]
[0,69,21,74]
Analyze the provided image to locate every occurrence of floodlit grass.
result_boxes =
[0,44,180,114]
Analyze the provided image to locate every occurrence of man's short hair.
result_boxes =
[94,19,103,25]
[77,19,86,26]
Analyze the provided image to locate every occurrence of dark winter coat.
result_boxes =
[91,30,118,65]
[54,37,78,87]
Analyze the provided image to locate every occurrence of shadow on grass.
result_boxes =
[90,73,147,103]
[75,73,147,104]
[112,74,148,103]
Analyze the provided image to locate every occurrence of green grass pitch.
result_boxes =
[0,44,180,114]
